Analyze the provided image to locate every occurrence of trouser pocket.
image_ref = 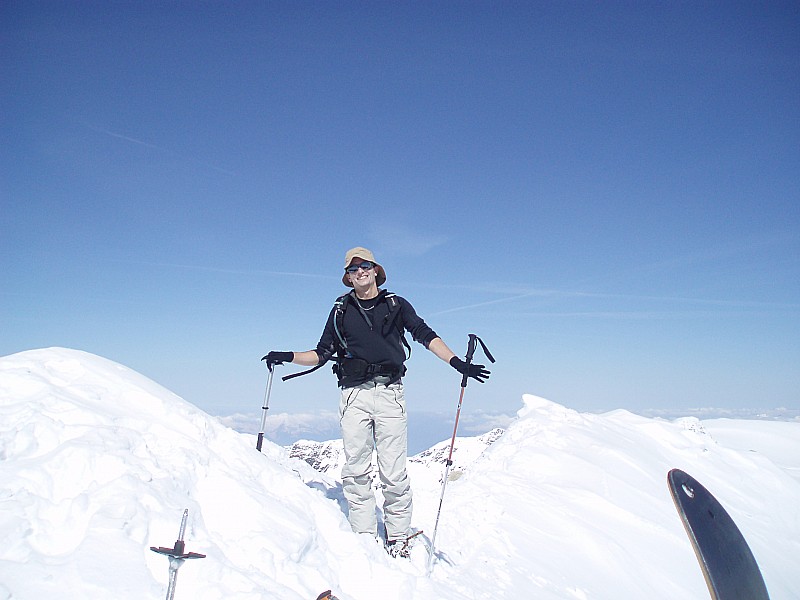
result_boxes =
[339,387,360,423]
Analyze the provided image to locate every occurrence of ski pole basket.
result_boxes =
[150,509,206,600]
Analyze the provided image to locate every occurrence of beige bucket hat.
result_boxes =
[342,246,386,287]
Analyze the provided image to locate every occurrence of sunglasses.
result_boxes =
[345,261,375,274]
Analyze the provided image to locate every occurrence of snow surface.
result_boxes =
[1,348,798,599]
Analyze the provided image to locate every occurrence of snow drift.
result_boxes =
[1,348,798,599]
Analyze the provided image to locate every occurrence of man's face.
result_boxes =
[346,259,377,289]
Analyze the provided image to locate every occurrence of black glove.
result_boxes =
[262,351,293,368]
[449,356,490,383]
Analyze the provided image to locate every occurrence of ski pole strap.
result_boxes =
[462,333,496,387]
[467,333,495,364]
[281,347,335,382]
[282,361,324,381]
[260,352,323,382]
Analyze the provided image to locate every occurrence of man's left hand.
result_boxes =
[449,357,490,383]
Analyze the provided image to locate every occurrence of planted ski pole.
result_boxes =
[150,509,206,600]
[427,334,495,575]
[256,357,280,452]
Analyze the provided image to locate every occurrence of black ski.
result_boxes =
[667,469,769,600]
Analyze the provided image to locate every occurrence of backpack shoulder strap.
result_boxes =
[333,292,351,356]
[383,291,412,359]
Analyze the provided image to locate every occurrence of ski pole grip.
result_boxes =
[260,355,275,373]
[461,334,479,387]
[461,334,495,387]
[466,334,479,363]
[466,333,495,364]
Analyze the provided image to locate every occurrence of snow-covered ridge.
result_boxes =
[288,438,345,475]
[1,348,798,599]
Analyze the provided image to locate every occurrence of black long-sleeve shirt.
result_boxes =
[316,290,437,369]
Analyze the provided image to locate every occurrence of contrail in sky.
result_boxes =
[85,124,237,176]
[87,125,159,149]
[428,287,798,317]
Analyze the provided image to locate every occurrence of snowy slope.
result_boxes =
[1,348,798,599]
[410,397,800,598]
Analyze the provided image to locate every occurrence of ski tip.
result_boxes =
[667,468,770,600]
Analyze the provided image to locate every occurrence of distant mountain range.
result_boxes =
[287,428,506,478]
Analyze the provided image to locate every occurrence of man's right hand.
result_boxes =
[262,351,294,367]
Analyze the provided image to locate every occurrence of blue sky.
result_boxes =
[2,1,798,440]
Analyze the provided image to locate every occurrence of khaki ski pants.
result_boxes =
[339,378,412,541]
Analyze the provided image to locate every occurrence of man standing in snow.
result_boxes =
[264,246,490,557]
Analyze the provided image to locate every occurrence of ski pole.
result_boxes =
[427,334,494,575]
[256,360,278,452]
